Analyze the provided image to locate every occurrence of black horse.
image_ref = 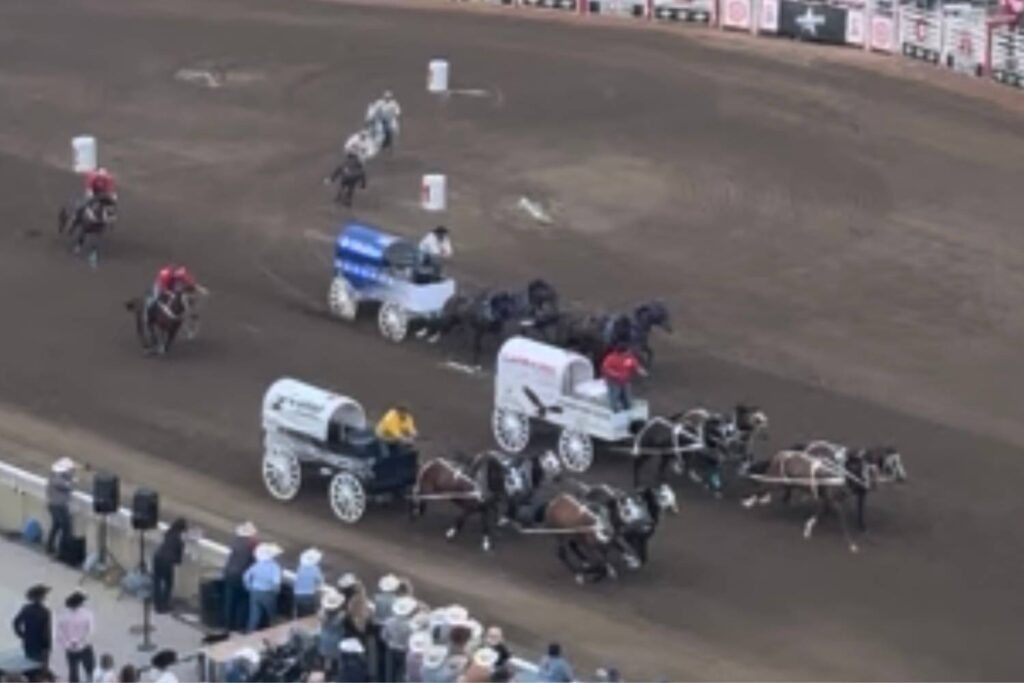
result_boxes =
[495,450,563,527]
[631,405,768,492]
[554,301,672,368]
[513,279,562,342]
[325,153,367,207]
[583,482,678,569]
[58,195,117,267]
[124,285,202,356]
[416,289,518,365]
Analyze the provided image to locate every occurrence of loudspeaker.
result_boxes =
[199,578,226,629]
[59,535,86,568]
[93,471,120,515]
[131,489,159,531]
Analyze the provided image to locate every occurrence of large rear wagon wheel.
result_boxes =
[329,471,367,523]
[492,408,530,453]
[262,442,302,501]
[328,278,358,321]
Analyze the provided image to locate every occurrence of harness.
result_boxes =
[411,459,484,502]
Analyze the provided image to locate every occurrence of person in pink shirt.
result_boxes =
[56,590,95,683]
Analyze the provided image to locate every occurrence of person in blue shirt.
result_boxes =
[538,642,575,683]
[243,542,282,633]
[293,548,324,618]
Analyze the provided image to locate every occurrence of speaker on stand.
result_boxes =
[130,488,159,652]
[81,471,124,585]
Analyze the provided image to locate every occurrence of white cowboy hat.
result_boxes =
[392,595,417,617]
[300,548,322,566]
[445,605,468,623]
[235,521,257,537]
[378,574,400,593]
[484,626,504,647]
[320,589,345,611]
[473,647,499,669]
[51,457,74,473]
[233,648,260,666]
[339,638,365,655]
[254,542,282,562]
[410,612,431,632]
[337,572,358,590]
[423,645,448,669]
[408,631,432,655]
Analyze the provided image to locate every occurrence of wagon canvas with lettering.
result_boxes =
[328,222,456,342]
[492,337,649,473]
[261,378,418,523]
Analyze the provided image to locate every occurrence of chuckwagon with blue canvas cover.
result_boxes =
[328,221,456,342]
[260,378,418,523]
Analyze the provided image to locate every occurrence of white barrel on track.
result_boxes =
[421,174,447,212]
[427,59,449,93]
[72,135,97,173]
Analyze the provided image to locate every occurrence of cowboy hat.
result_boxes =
[484,626,504,647]
[51,457,74,473]
[235,521,257,537]
[473,647,499,669]
[233,648,260,666]
[339,638,365,654]
[445,605,468,623]
[300,548,322,566]
[320,589,345,612]
[409,631,432,654]
[392,595,417,617]
[254,542,282,562]
[337,572,358,589]
[410,612,431,632]
[423,645,448,669]
[378,573,400,592]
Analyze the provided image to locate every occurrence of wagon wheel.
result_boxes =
[262,445,302,501]
[558,429,594,473]
[328,277,358,321]
[378,302,409,342]
[329,471,367,523]
[492,408,530,453]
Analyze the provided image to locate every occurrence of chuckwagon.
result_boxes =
[260,378,418,523]
[492,337,650,473]
[327,222,456,342]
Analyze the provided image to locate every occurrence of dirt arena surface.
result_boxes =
[1,0,1023,678]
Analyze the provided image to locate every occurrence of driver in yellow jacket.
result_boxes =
[375,405,418,445]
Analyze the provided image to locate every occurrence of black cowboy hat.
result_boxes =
[151,649,178,670]
[65,590,87,609]
[26,584,50,601]
[433,225,449,235]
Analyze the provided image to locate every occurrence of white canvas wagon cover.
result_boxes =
[262,378,367,442]
[496,337,594,411]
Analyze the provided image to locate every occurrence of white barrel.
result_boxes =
[72,136,97,173]
[427,59,449,94]
[421,174,447,212]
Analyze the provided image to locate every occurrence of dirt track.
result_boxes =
[1,0,1023,679]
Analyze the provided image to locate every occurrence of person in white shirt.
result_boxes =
[419,225,453,260]
[343,130,373,163]
[150,649,179,683]
[56,591,95,683]
[366,91,401,151]
[92,653,116,683]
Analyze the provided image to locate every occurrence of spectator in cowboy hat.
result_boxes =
[317,590,346,678]
[461,646,499,683]
[405,631,432,683]
[484,626,512,669]
[45,457,75,557]
[372,574,400,679]
[152,518,188,614]
[538,642,574,683]
[56,590,95,682]
[12,584,52,668]
[293,548,324,618]
[338,638,369,683]
[384,595,417,681]
[149,649,178,683]
[222,521,258,632]
[243,542,283,633]
[337,572,360,601]
[420,645,450,683]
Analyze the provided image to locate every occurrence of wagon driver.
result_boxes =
[375,404,418,456]
[415,225,453,283]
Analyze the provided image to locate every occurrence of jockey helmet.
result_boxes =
[89,168,114,193]
[433,225,448,236]
[173,266,196,288]
[383,90,393,100]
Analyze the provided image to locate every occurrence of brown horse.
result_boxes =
[410,452,505,551]
[538,493,616,584]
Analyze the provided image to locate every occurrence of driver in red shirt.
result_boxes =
[601,345,646,412]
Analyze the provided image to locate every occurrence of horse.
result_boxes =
[410,452,507,552]
[513,279,561,342]
[415,289,519,366]
[741,442,906,552]
[528,492,618,584]
[326,153,367,207]
[495,450,563,527]
[58,196,117,267]
[583,482,678,569]
[630,405,768,492]
[124,284,204,356]
[554,301,672,368]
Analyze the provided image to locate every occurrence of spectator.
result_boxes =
[384,596,416,681]
[149,650,178,683]
[45,458,75,557]
[538,643,574,683]
[338,639,369,683]
[341,579,372,650]
[222,521,258,632]
[317,590,346,678]
[438,605,468,646]
[56,590,95,683]
[372,574,400,679]
[294,549,324,618]
[336,573,359,602]
[12,584,52,668]
[243,542,283,633]
[117,664,138,683]
[461,647,498,683]
[405,631,431,683]
[92,653,116,683]
[483,627,511,668]
[152,518,187,614]
[420,646,450,683]
[601,345,646,412]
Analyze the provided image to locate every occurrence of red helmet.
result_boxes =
[89,168,114,193]
[173,266,195,288]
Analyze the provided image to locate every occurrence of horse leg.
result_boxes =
[804,496,826,540]
[445,506,468,541]
[856,492,867,532]
[479,504,493,552]
[836,495,859,553]
[557,541,583,582]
